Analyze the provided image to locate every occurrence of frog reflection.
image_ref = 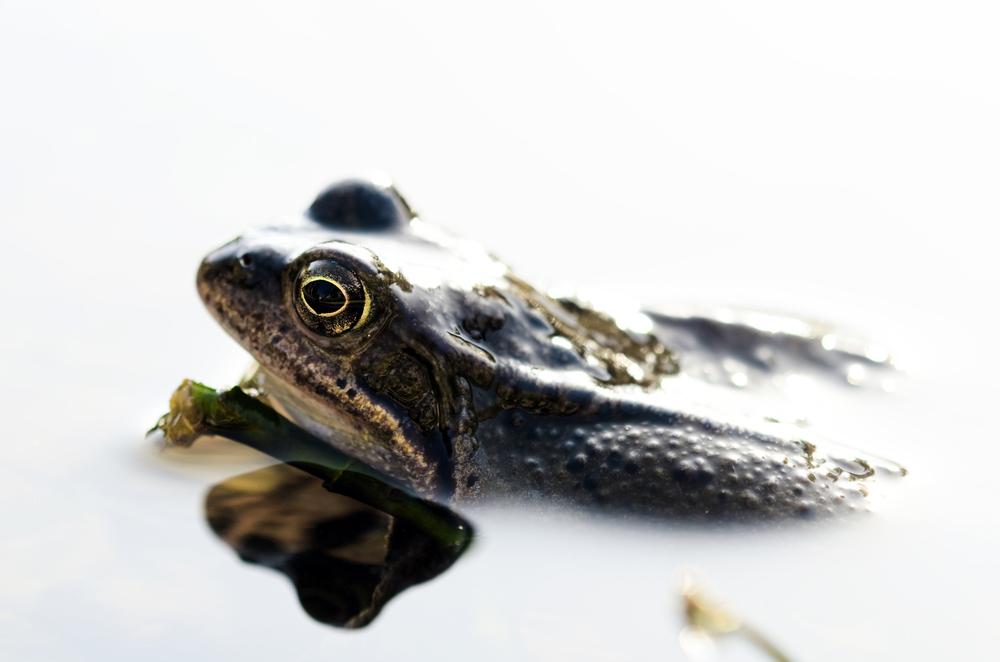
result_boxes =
[205,462,472,628]
[197,179,904,521]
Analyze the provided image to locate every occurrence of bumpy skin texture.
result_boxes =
[478,410,861,520]
[197,179,900,520]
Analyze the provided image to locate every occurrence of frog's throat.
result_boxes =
[250,367,445,498]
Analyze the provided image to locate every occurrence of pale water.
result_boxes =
[2,2,998,660]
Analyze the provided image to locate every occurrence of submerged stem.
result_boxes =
[153,379,472,549]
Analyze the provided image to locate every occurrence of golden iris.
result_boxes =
[294,260,370,335]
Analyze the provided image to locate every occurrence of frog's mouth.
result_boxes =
[245,364,422,481]
[196,235,452,499]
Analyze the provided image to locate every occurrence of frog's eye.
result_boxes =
[308,179,410,231]
[294,260,371,335]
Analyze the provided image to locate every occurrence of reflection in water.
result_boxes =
[205,463,473,628]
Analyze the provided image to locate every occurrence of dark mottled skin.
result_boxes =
[197,179,901,521]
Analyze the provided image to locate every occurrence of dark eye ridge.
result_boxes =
[303,279,348,315]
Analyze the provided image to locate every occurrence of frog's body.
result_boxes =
[198,179,902,520]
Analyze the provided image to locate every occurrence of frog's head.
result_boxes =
[198,179,678,499]
[196,180,509,498]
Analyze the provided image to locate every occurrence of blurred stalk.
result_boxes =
[680,571,795,662]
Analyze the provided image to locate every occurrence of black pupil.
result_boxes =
[304,280,347,314]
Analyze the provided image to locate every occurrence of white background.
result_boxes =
[1,2,998,660]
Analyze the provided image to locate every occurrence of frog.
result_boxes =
[197,178,904,520]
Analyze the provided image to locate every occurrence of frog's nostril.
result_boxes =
[231,254,257,283]
[221,249,257,279]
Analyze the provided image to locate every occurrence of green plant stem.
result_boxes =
[155,380,472,549]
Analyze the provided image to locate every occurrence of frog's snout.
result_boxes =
[197,238,286,328]
[200,247,248,287]
[199,240,280,290]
